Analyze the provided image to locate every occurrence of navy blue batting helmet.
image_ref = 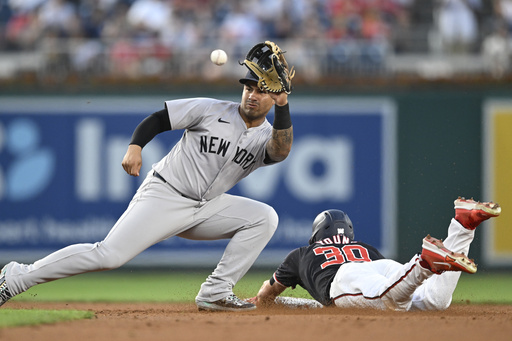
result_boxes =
[309,209,354,245]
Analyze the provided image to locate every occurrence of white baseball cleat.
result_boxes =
[196,294,256,312]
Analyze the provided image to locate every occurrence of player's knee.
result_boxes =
[94,243,128,270]
[268,207,279,232]
[259,205,278,235]
[427,296,451,311]
[419,291,452,311]
[100,257,124,271]
[264,207,279,241]
[249,203,278,236]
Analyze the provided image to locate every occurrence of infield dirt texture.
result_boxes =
[2,302,511,341]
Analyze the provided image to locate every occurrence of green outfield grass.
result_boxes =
[451,272,512,304]
[10,269,512,304]
[2,269,512,329]
[0,309,94,328]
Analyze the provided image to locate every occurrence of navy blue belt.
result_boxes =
[153,171,198,201]
[153,171,167,183]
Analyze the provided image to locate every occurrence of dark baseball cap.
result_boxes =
[239,70,259,85]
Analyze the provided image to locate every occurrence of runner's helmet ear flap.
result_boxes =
[309,209,354,245]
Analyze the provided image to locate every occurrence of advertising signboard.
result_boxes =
[0,97,396,266]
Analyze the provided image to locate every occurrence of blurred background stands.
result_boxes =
[0,0,510,87]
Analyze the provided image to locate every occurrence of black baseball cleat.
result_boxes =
[420,235,477,274]
[454,197,501,230]
[196,294,256,312]
[0,266,13,308]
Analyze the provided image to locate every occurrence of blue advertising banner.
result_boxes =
[0,97,396,266]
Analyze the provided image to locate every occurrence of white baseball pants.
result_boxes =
[330,218,474,311]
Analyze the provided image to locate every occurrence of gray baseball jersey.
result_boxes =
[154,98,273,200]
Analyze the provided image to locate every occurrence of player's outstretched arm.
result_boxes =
[248,280,287,307]
[266,92,293,162]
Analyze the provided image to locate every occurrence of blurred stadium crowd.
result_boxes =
[0,0,511,83]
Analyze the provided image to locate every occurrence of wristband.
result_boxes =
[273,103,292,130]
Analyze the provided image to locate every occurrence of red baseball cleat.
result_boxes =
[454,197,501,230]
[420,235,477,274]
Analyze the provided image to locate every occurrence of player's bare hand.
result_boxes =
[122,144,143,176]
[269,91,288,107]
[246,296,258,305]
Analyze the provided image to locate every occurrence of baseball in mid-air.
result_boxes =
[210,49,228,66]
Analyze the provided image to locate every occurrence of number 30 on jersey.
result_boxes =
[313,244,371,269]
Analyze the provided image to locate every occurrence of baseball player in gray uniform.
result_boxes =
[0,46,294,311]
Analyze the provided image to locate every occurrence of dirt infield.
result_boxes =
[2,302,511,341]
